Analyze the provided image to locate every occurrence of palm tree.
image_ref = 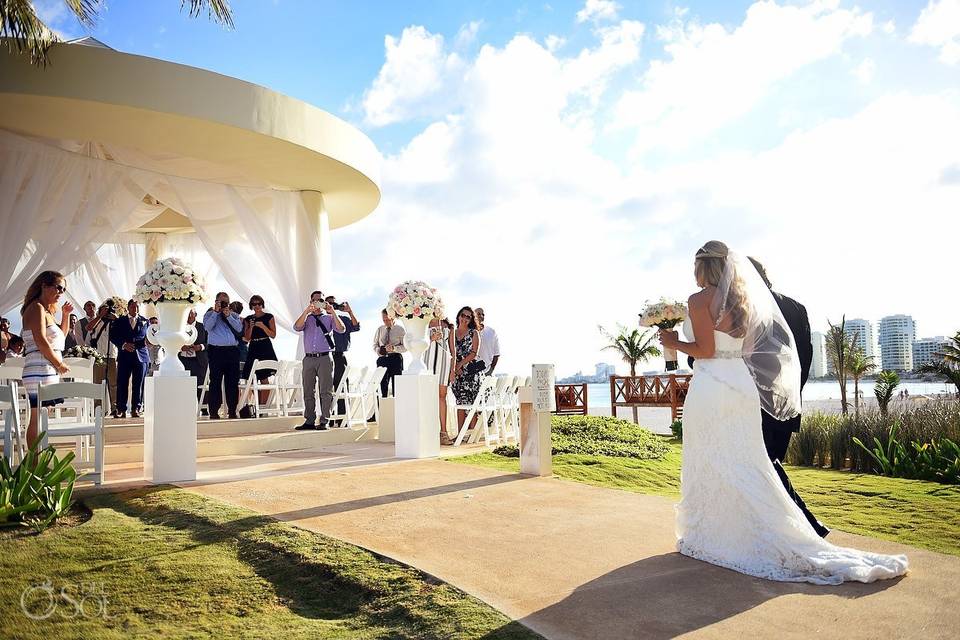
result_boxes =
[936,331,960,366]
[917,332,960,398]
[873,370,900,416]
[847,348,877,414]
[825,316,858,415]
[2,0,234,66]
[599,324,661,423]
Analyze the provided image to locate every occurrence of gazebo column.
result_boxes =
[300,190,332,292]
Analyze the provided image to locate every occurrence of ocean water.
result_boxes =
[583,380,954,408]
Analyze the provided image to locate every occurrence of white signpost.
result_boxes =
[520,363,554,477]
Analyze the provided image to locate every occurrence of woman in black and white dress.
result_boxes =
[424,316,455,445]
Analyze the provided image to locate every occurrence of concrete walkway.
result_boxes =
[183,445,960,639]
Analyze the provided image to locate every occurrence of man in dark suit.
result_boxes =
[110,299,150,419]
[178,308,209,404]
[748,257,829,538]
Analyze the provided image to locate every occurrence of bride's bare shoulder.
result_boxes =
[688,287,714,308]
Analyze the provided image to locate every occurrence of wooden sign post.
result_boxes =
[520,364,554,477]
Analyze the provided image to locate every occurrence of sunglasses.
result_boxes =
[48,284,66,294]
[460,314,474,320]
[250,301,263,307]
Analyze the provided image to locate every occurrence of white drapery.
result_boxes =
[0,129,330,341]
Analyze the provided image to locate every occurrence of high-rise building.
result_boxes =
[594,363,616,379]
[811,331,828,378]
[879,315,916,372]
[844,318,876,359]
[913,337,952,370]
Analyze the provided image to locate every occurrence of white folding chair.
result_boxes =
[196,368,210,417]
[496,375,521,444]
[1,380,26,465]
[452,375,499,446]
[58,357,96,424]
[39,381,107,485]
[359,366,386,427]
[240,359,285,418]
[329,364,361,426]
[278,360,304,416]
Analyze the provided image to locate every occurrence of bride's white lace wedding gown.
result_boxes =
[676,318,909,584]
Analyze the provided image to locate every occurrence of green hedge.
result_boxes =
[493,415,670,460]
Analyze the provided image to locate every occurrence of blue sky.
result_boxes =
[38,1,960,375]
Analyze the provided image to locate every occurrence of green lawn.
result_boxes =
[1,487,540,640]
[450,441,960,557]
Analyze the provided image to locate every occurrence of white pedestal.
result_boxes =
[395,374,440,458]
[144,376,198,483]
[378,397,396,442]
[519,385,552,477]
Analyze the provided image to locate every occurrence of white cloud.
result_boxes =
[576,0,622,24]
[852,57,875,83]
[909,0,960,65]
[361,26,466,127]
[612,1,873,153]
[882,19,896,35]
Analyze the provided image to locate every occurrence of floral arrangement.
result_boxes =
[103,295,127,315]
[386,280,445,320]
[639,298,688,330]
[134,257,207,305]
[63,345,105,366]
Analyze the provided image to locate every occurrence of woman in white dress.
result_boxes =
[425,317,456,445]
[658,241,907,585]
[20,270,72,447]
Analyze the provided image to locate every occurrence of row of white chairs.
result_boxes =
[197,359,386,426]
[451,374,530,447]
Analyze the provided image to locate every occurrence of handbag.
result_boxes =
[464,359,486,375]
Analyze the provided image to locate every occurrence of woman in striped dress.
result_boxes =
[424,317,455,445]
[20,271,72,447]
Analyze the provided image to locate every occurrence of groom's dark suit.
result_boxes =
[764,291,829,538]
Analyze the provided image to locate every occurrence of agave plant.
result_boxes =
[874,370,900,416]
[0,433,76,532]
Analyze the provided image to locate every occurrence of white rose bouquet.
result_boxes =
[386,280,445,320]
[134,257,207,304]
[63,344,105,366]
[639,298,688,371]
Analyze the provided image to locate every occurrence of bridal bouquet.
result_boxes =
[134,257,207,304]
[63,345,105,366]
[639,298,688,371]
[386,280,445,320]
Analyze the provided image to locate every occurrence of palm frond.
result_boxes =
[63,0,101,27]
[181,0,234,28]
[1,0,59,65]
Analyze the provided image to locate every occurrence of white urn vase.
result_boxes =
[401,316,431,375]
[148,302,194,377]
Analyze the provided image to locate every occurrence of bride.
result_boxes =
[658,241,908,585]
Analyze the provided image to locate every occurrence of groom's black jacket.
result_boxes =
[687,290,812,433]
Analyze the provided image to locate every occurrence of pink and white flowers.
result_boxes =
[135,257,207,304]
[387,280,445,320]
[639,298,688,330]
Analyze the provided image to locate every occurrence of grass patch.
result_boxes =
[0,487,540,640]
[451,440,960,557]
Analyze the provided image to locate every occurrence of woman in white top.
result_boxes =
[424,317,456,445]
[20,270,72,447]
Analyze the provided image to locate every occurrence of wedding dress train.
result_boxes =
[676,318,909,585]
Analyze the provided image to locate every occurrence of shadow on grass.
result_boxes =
[521,552,903,639]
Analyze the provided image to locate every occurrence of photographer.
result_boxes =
[203,292,244,419]
[86,302,119,417]
[373,309,406,397]
[294,290,345,430]
[325,295,360,415]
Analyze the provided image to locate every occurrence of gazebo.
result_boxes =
[0,37,381,333]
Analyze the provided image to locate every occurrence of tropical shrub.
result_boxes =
[0,434,76,533]
[670,419,683,441]
[853,422,960,484]
[492,416,670,460]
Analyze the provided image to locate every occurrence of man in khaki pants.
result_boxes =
[86,303,119,417]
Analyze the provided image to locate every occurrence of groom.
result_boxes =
[748,257,830,538]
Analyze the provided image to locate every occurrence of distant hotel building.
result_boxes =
[879,315,916,372]
[595,363,616,379]
[913,337,951,370]
[811,331,828,378]
[844,318,877,359]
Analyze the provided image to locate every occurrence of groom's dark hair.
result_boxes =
[748,257,772,289]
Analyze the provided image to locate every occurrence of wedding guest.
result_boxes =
[229,300,248,376]
[204,292,244,419]
[373,309,406,397]
[6,335,24,359]
[64,314,79,350]
[0,317,13,364]
[326,295,360,415]
[475,308,501,375]
[425,316,456,445]
[293,291,345,430]
[145,316,163,375]
[451,306,483,433]
[110,299,149,418]
[178,308,208,403]
[87,303,119,416]
[75,300,96,345]
[242,294,278,407]
[20,270,72,447]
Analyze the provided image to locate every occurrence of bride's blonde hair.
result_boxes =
[695,241,749,337]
